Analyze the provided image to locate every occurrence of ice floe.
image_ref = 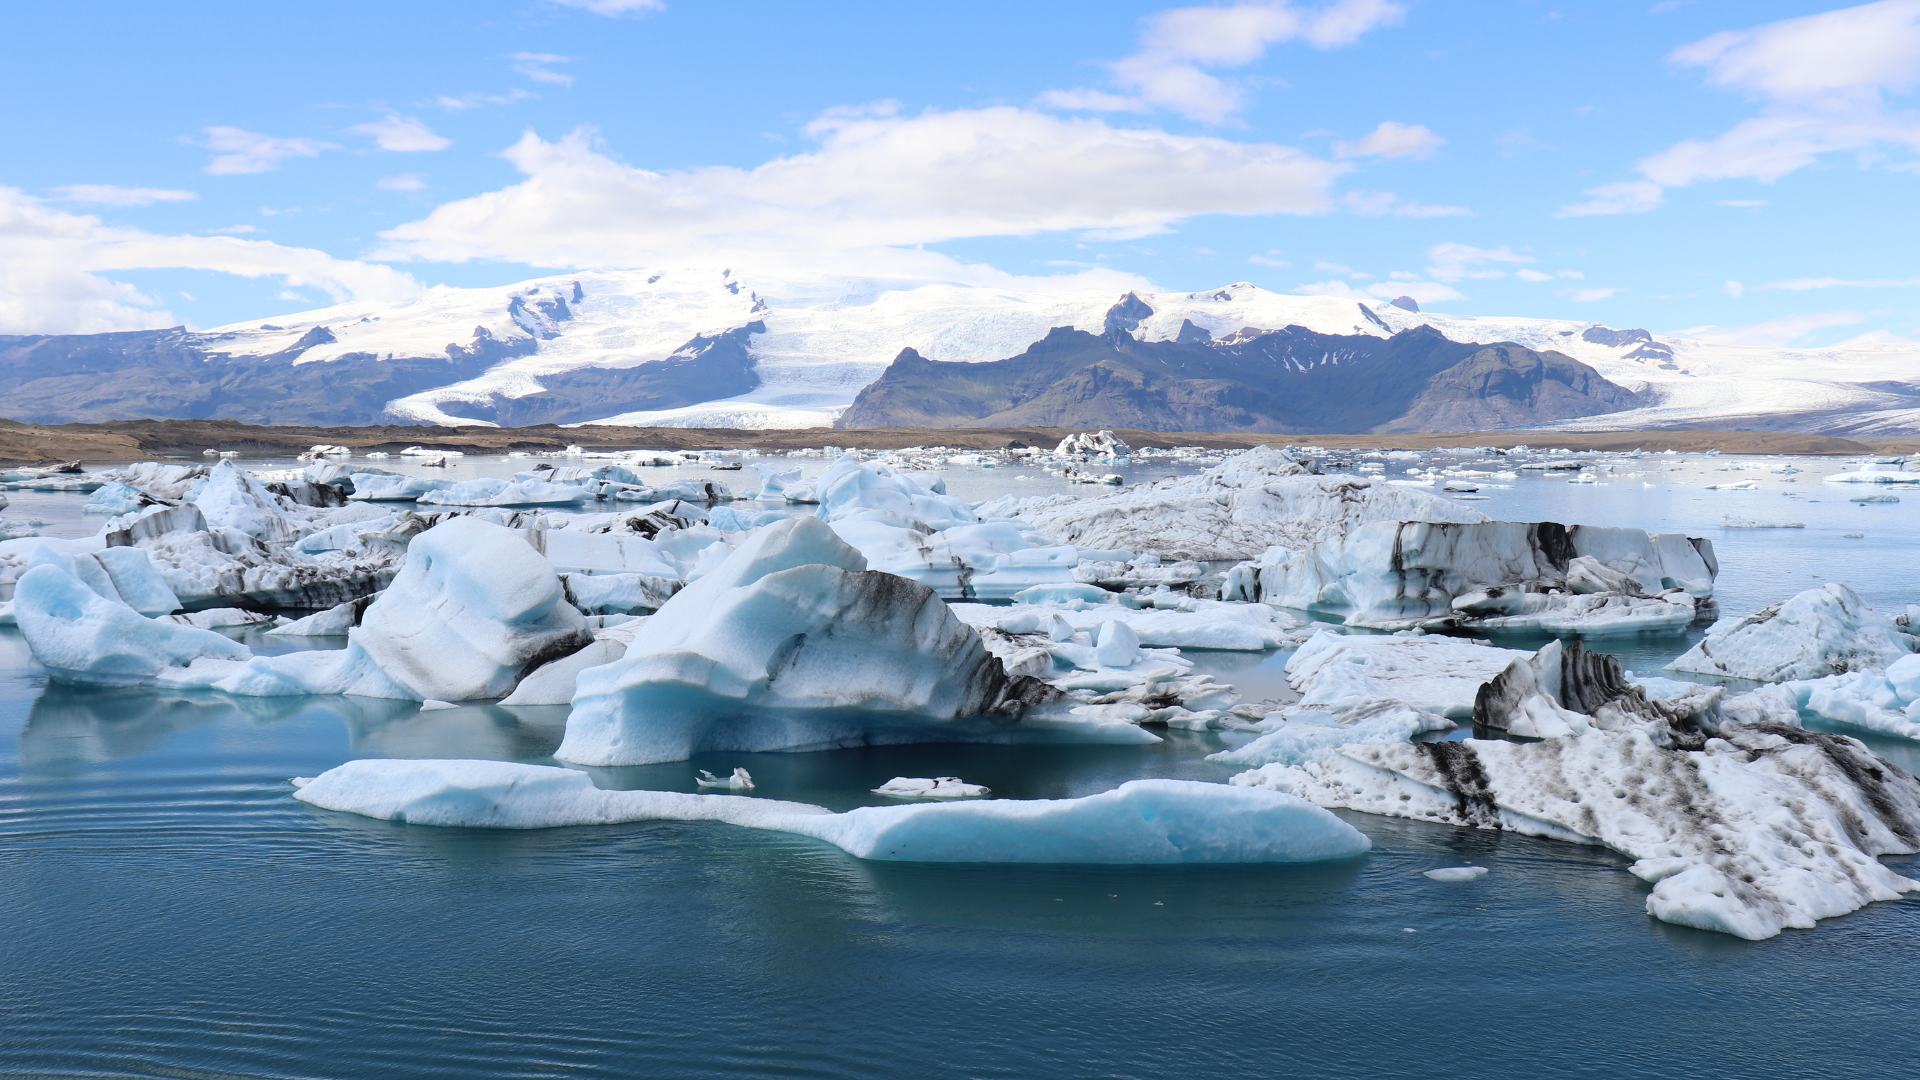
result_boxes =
[291,760,1370,863]
[13,562,248,686]
[418,477,595,507]
[1668,583,1913,683]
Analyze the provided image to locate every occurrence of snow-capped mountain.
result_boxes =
[4,266,1918,432]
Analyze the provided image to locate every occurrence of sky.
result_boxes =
[3,0,1918,349]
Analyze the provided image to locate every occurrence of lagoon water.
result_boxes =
[4,448,1919,1078]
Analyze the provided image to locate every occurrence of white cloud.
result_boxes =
[1295,278,1465,304]
[1716,198,1767,207]
[1034,89,1145,112]
[377,174,427,192]
[1762,274,1920,290]
[1515,268,1553,282]
[1570,2,1920,209]
[436,89,533,111]
[1723,279,1745,297]
[1340,190,1471,217]
[1423,242,1533,282]
[512,53,575,87]
[1248,252,1292,267]
[545,0,663,14]
[51,184,198,207]
[1558,286,1625,302]
[1045,0,1405,123]
[0,186,420,334]
[1333,120,1444,159]
[1557,270,1584,278]
[1314,260,1355,274]
[1676,310,1869,347]
[205,224,258,235]
[1555,179,1665,217]
[348,115,452,152]
[374,111,1348,268]
[196,127,336,175]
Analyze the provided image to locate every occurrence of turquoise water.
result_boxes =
[3,450,1918,1078]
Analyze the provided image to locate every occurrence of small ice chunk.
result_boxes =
[872,776,990,798]
[1423,866,1488,882]
[419,700,459,711]
[696,767,755,790]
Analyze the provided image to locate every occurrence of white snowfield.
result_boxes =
[199,269,1920,432]
[1668,582,1915,683]
[291,760,1371,864]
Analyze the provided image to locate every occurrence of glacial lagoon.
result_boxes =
[3,446,1918,1079]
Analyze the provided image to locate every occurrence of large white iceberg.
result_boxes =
[292,760,1370,863]
[418,477,594,507]
[1253,520,1715,631]
[1014,447,1487,561]
[812,455,978,530]
[1668,582,1913,682]
[829,518,1080,600]
[555,517,1107,767]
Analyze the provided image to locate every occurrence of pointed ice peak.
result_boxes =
[1388,295,1420,312]
[1103,291,1154,337]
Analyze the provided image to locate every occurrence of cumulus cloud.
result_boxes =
[373,110,1348,268]
[1515,268,1553,282]
[1568,3,1920,211]
[545,0,663,14]
[196,127,336,175]
[512,53,575,87]
[348,115,452,152]
[1676,310,1870,347]
[1723,280,1745,297]
[436,88,533,111]
[1558,286,1625,302]
[0,187,420,335]
[377,174,428,191]
[1555,180,1665,217]
[1042,0,1405,123]
[1333,121,1444,159]
[52,185,198,207]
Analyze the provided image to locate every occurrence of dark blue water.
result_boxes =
[6,452,1920,1078]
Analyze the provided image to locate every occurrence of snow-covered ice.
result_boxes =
[291,760,1370,863]
[872,776,990,797]
[1668,582,1913,682]
[418,477,595,507]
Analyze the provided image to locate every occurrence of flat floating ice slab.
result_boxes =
[292,760,1370,864]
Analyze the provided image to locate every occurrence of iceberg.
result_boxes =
[106,502,398,610]
[208,516,593,702]
[949,599,1298,652]
[812,455,979,530]
[555,517,1091,767]
[292,760,1370,863]
[830,518,1080,600]
[348,474,454,501]
[12,562,248,686]
[1254,520,1715,631]
[1281,630,1532,719]
[0,538,180,616]
[1236,642,1920,939]
[1667,582,1913,683]
[189,460,300,543]
[872,776,990,798]
[418,477,594,507]
[1014,446,1487,561]
[1735,654,1920,742]
[1822,465,1920,485]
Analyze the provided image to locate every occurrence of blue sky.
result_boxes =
[4,0,1917,349]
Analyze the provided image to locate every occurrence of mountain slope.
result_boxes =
[2,268,1918,432]
[835,306,1637,433]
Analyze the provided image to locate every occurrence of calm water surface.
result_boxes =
[3,449,1918,1079]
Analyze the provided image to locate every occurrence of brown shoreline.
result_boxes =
[3,417,1915,464]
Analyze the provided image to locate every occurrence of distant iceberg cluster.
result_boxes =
[5,443,1920,938]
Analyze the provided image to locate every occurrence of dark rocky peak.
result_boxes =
[571,280,584,302]
[1359,304,1392,332]
[1581,325,1652,348]
[1214,325,1274,347]
[1388,295,1420,312]
[508,293,573,339]
[272,325,336,358]
[1582,324,1675,363]
[1174,318,1213,344]
[1103,292,1154,337]
[667,320,767,361]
